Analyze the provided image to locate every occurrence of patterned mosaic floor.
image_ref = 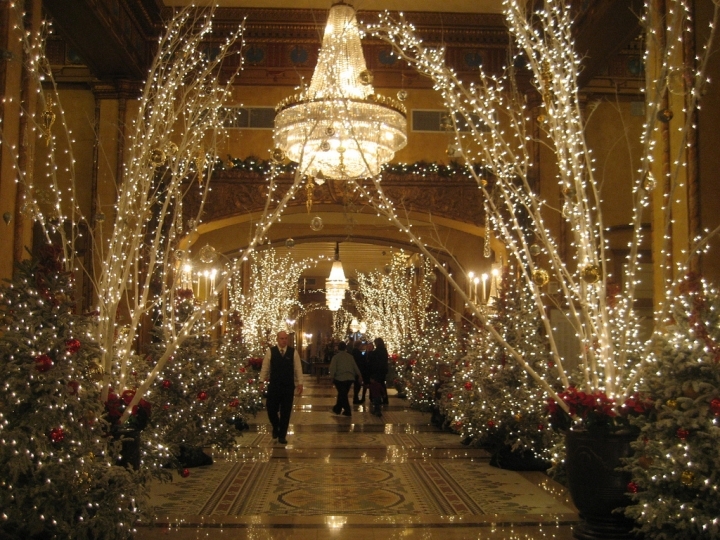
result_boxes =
[140,376,578,538]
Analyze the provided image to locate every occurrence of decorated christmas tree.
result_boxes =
[402,312,460,412]
[0,248,144,539]
[147,289,259,468]
[440,270,560,468]
[624,274,720,539]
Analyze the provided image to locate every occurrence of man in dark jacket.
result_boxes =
[351,340,368,404]
[259,331,303,445]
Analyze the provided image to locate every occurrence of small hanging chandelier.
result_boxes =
[326,242,349,311]
[273,1,407,181]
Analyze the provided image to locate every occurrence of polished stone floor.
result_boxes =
[136,375,578,539]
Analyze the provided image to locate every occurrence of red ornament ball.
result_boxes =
[65,339,81,353]
[229,399,239,408]
[181,468,190,478]
[710,398,720,416]
[447,393,453,400]
[197,391,208,401]
[67,380,80,395]
[487,420,496,428]
[464,382,473,391]
[239,367,246,373]
[537,423,545,431]
[162,379,172,389]
[35,354,54,372]
[627,482,638,494]
[50,428,65,443]
[677,428,690,440]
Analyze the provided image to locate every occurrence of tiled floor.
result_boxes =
[136,376,578,539]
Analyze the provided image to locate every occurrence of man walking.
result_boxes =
[329,341,362,417]
[259,330,303,445]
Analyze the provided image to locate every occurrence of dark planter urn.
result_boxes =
[565,428,638,540]
[112,425,142,470]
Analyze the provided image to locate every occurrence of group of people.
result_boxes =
[328,338,389,418]
[258,331,389,445]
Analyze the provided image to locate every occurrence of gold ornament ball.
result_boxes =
[272,148,285,163]
[529,244,542,257]
[359,70,374,85]
[666,399,678,409]
[536,114,547,124]
[397,89,408,101]
[532,268,550,287]
[285,238,295,248]
[562,186,577,199]
[166,142,178,156]
[580,264,601,284]
[148,148,167,168]
[320,141,331,152]
[310,216,324,231]
[198,244,218,264]
[325,126,336,137]
[681,471,695,486]
[657,109,674,123]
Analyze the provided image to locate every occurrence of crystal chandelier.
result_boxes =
[326,242,349,311]
[273,1,407,181]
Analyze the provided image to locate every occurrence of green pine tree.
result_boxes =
[403,312,460,412]
[440,270,559,466]
[624,273,720,539]
[0,248,145,539]
[147,290,261,467]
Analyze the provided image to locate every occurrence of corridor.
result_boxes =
[137,375,578,539]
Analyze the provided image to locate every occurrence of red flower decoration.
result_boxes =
[710,398,720,416]
[162,379,172,389]
[35,354,54,372]
[677,428,690,440]
[464,382,473,390]
[65,339,81,354]
[67,380,80,395]
[50,428,65,443]
[181,468,190,478]
[197,391,208,401]
[121,389,136,405]
[229,399,239,408]
[627,482,638,494]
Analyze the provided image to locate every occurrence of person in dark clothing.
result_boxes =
[329,341,362,417]
[368,377,384,417]
[258,331,303,445]
[351,340,369,403]
[368,337,390,405]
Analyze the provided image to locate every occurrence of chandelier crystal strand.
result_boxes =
[273,2,407,180]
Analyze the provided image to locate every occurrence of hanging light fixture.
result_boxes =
[273,1,407,182]
[326,242,349,311]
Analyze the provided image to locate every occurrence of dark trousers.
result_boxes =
[266,389,294,438]
[332,379,354,414]
[353,377,366,401]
